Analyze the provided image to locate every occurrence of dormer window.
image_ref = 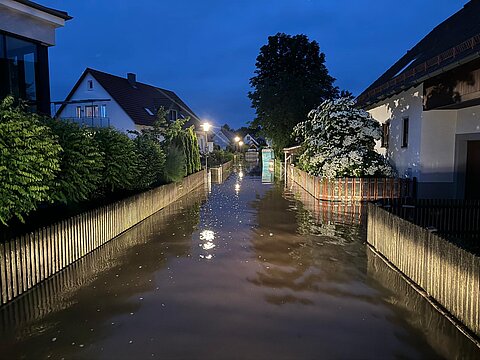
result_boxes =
[144,107,154,116]
[169,110,178,121]
[87,80,93,90]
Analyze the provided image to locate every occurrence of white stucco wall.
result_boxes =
[420,110,457,183]
[456,105,480,134]
[57,73,136,133]
[0,0,66,45]
[368,85,424,179]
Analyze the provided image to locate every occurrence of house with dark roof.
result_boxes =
[211,127,236,150]
[55,68,206,148]
[359,0,480,199]
[0,0,71,114]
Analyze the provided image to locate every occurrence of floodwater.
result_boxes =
[0,164,478,359]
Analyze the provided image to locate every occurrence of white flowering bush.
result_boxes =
[293,97,395,178]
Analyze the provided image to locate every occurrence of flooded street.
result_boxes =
[0,165,478,359]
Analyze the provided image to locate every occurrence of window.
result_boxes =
[381,122,390,148]
[101,104,107,118]
[169,110,177,121]
[87,80,93,90]
[402,117,409,148]
[85,105,99,118]
[76,106,82,118]
[144,107,154,116]
[0,34,38,103]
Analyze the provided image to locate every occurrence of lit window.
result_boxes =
[169,110,177,121]
[85,105,99,117]
[87,80,93,90]
[144,107,154,116]
[76,106,82,118]
[402,117,409,148]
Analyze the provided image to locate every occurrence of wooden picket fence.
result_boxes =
[367,203,480,338]
[289,166,412,202]
[0,170,205,306]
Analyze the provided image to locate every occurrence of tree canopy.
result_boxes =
[248,33,338,153]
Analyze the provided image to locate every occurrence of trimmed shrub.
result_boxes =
[162,145,186,183]
[0,96,61,224]
[94,127,139,192]
[134,132,166,189]
[44,118,104,204]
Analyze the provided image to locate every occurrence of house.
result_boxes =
[358,0,480,199]
[0,0,71,114]
[55,68,206,149]
[243,133,267,150]
[211,127,235,150]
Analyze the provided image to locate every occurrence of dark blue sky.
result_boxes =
[45,0,466,128]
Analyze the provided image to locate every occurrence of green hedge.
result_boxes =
[0,100,202,225]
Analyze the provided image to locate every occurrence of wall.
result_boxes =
[368,85,424,179]
[0,0,65,45]
[57,73,137,133]
[418,110,457,197]
[367,204,480,339]
[0,171,205,306]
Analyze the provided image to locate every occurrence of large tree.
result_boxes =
[248,33,338,153]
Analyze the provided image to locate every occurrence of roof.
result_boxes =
[13,0,72,20]
[358,0,480,108]
[220,128,236,141]
[58,68,201,129]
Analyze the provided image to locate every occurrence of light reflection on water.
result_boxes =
[0,165,478,359]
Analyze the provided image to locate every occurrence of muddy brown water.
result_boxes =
[0,165,478,359]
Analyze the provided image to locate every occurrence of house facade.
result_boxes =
[0,0,70,114]
[359,0,480,199]
[55,68,204,145]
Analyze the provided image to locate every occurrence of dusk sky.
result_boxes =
[44,0,466,128]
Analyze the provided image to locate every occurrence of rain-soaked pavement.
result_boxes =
[0,164,479,359]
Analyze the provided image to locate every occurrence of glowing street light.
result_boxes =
[202,122,211,172]
[234,136,241,143]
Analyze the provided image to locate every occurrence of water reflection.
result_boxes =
[0,187,206,360]
[1,171,478,359]
[367,249,480,358]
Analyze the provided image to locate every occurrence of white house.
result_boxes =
[0,0,70,114]
[359,0,480,199]
[55,68,206,149]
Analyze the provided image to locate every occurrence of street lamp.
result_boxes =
[201,122,211,172]
[234,136,241,153]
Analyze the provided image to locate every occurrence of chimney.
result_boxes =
[127,73,136,87]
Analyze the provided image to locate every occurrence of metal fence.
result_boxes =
[374,198,480,238]
[0,171,205,306]
[367,203,480,338]
[289,166,412,202]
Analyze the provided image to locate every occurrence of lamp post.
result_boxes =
[234,136,241,153]
[201,122,211,172]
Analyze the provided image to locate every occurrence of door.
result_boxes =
[465,140,480,199]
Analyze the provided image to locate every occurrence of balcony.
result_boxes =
[61,117,111,128]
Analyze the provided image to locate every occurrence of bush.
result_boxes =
[0,97,62,224]
[162,145,186,183]
[293,97,395,178]
[208,149,234,167]
[94,127,139,192]
[43,118,104,203]
[134,132,166,189]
